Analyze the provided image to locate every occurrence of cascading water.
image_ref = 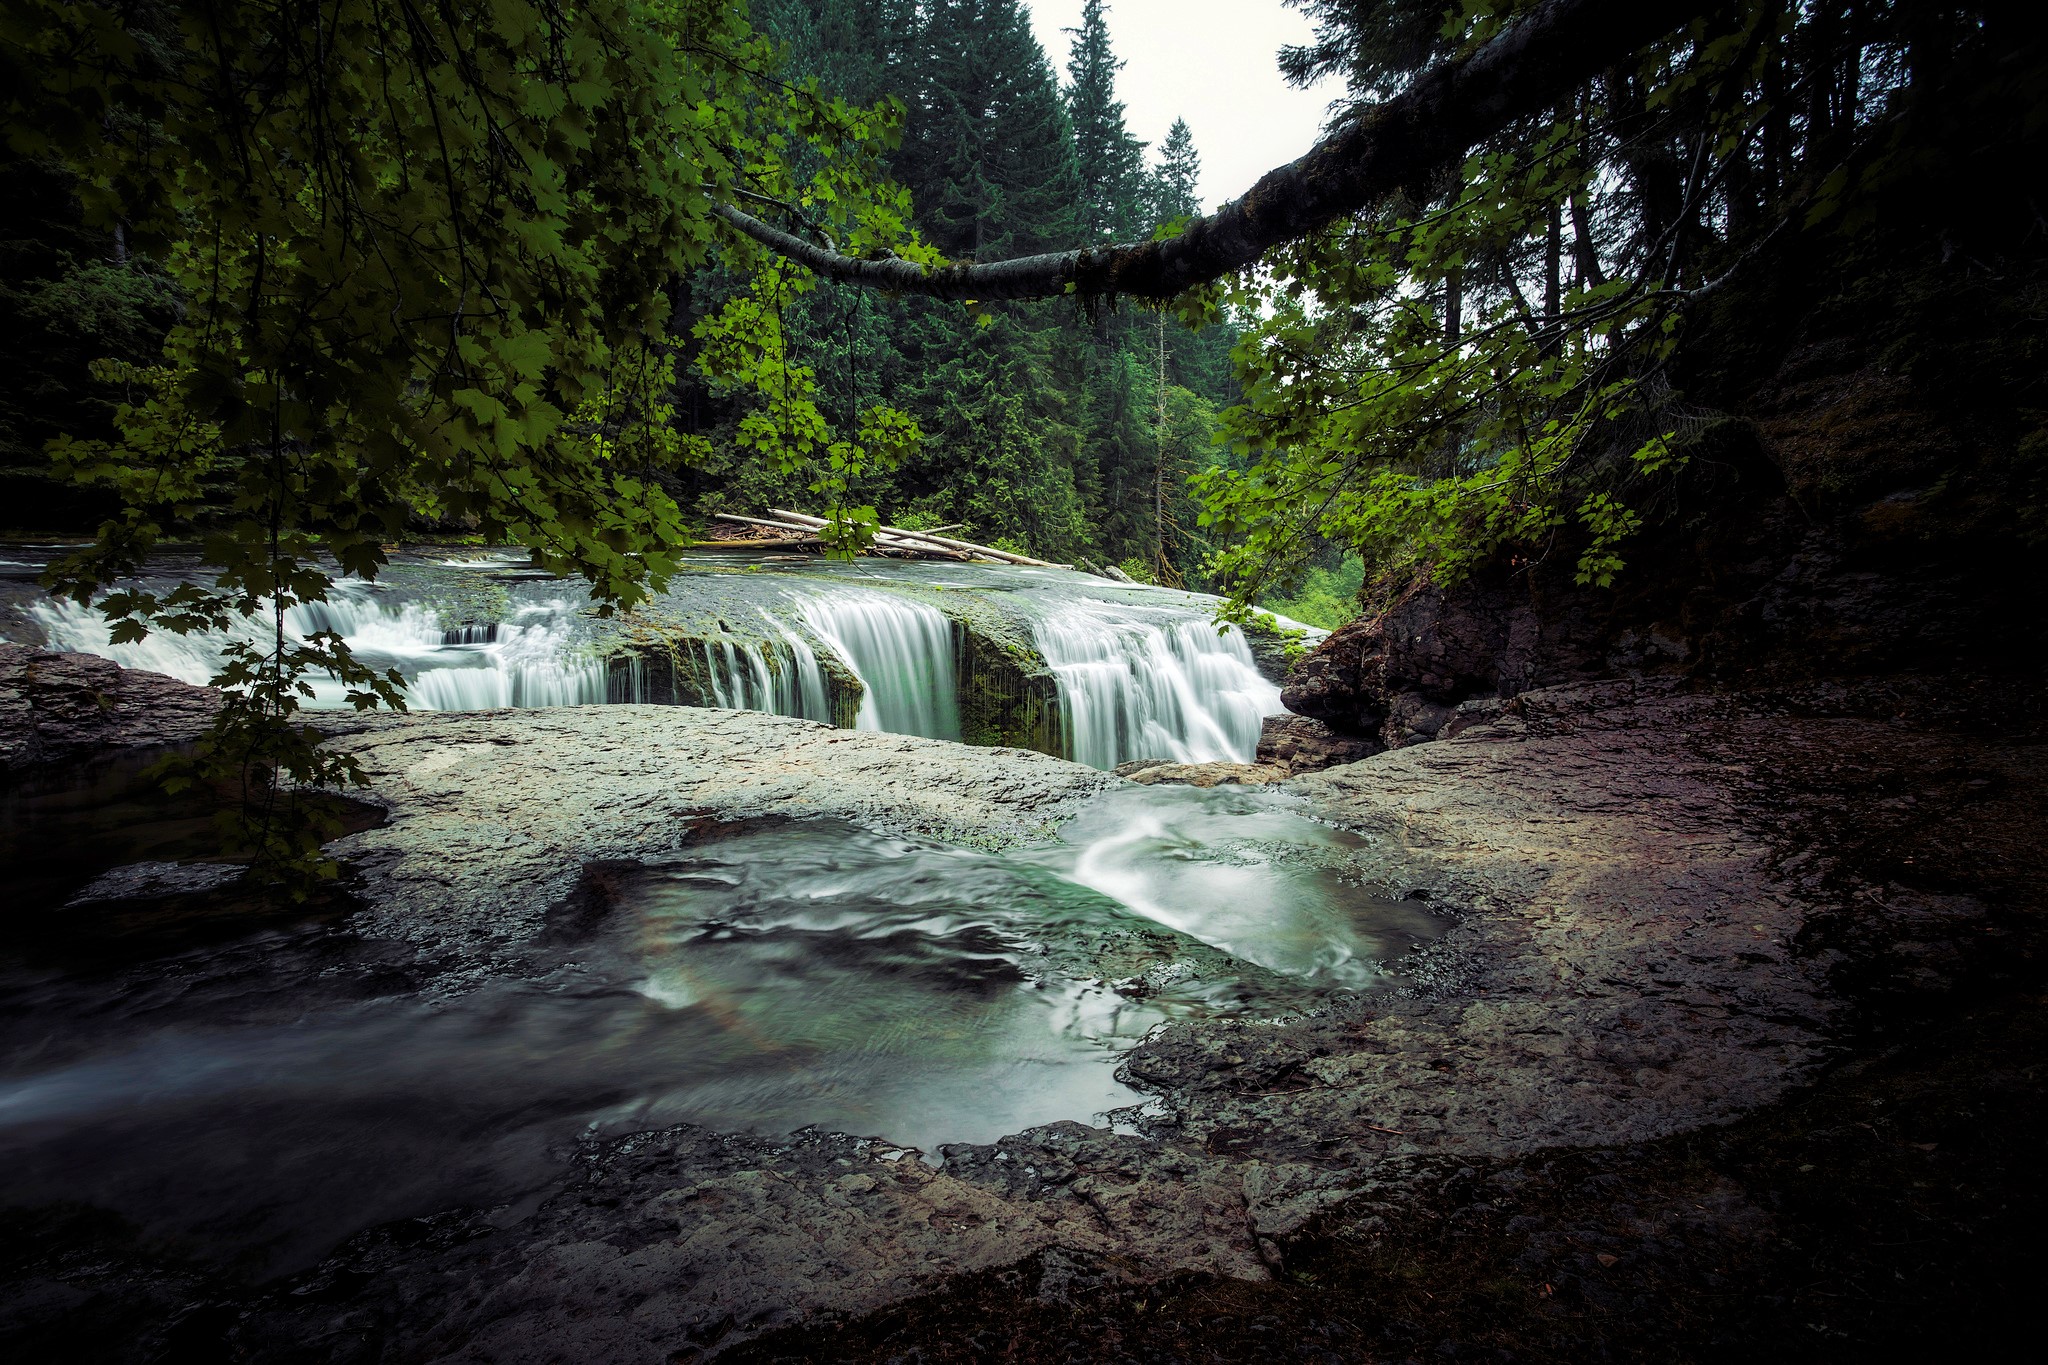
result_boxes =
[13,551,1290,763]
[796,592,961,740]
[31,584,611,711]
[678,614,833,723]
[1030,603,1281,769]
[766,613,835,722]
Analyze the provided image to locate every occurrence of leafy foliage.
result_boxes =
[1199,0,2028,619]
[701,0,1242,575]
[1,0,918,880]
[1260,555,1364,630]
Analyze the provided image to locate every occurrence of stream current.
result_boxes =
[0,545,1401,1284]
[2,546,1301,769]
[0,776,1436,1278]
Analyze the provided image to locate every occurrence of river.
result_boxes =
[0,545,1306,769]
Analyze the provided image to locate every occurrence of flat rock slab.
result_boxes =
[0,644,218,773]
[1128,684,1835,1175]
[262,687,1864,1357]
[1118,759,1291,786]
[317,706,1122,960]
[64,859,245,906]
[19,678,2030,1363]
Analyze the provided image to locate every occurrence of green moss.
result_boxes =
[1238,609,1310,682]
[955,630,1064,754]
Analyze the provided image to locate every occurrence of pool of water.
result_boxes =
[0,781,1436,1277]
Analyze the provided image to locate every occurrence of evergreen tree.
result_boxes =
[1063,0,1147,243]
[1152,117,1203,222]
[901,0,1081,259]
[679,0,1241,568]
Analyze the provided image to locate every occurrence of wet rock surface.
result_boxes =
[1118,760,1289,787]
[310,706,1122,963]
[5,677,2044,1362]
[0,644,217,773]
[1254,713,1383,774]
[63,860,245,906]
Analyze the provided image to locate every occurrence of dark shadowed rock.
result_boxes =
[64,860,245,906]
[7,674,2043,1362]
[0,644,218,774]
[1255,713,1383,773]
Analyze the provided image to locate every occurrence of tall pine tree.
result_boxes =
[900,0,1080,259]
[1152,117,1202,222]
[1063,1,1147,244]
[676,0,1240,570]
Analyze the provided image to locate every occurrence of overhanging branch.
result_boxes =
[713,0,1707,302]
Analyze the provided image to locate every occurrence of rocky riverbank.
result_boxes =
[5,648,2039,1361]
[0,642,217,773]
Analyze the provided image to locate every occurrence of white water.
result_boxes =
[24,563,1284,765]
[797,592,961,740]
[681,613,834,723]
[31,585,609,711]
[768,614,835,722]
[1030,602,1281,769]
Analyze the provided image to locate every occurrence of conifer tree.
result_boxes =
[1152,117,1203,223]
[902,0,1080,259]
[1063,0,1147,243]
[685,0,1241,570]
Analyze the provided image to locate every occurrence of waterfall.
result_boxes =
[31,596,255,691]
[767,613,835,722]
[32,587,610,712]
[1030,604,1281,769]
[20,559,1283,764]
[797,592,961,740]
[693,636,774,711]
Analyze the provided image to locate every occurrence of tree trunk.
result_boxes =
[1544,200,1562,315]
[711,0,1705,302]
[1569,189,1607,289]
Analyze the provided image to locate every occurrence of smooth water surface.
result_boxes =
[0,783,1434,1277]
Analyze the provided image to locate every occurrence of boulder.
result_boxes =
[1253,714,1382,774]
[0,644,219,774]
[65,860,245,906]
[1120,761,1289,787]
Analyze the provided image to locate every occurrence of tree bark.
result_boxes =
[1544,199,1562,316]
[712,0,1707,302]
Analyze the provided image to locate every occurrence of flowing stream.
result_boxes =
[4,547,1300,767]
[0,775,1436,1277]
[798,590,962,739]
[0,543,1366,1280]
[1035,603,1276,768]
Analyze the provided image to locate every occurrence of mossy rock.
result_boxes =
[1238,610,1307,684]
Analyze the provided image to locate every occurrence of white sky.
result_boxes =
[1023,1,1340,213]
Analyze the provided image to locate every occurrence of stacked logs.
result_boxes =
[697,510,1066,568]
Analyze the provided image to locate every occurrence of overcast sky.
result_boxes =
[1022,1,1341,213]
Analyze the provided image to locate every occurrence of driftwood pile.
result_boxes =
[699,509,1065,568]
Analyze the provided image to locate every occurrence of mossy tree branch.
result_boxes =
[712,0,1709,301]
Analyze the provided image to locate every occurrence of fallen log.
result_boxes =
[692,537,826,550]
[873,524,1068,569]
[751,509,972,561]
[710,512,822,537]
[715,510,974,561]
[767,509,1067,569]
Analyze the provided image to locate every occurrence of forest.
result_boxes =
[2,1,2046,1361]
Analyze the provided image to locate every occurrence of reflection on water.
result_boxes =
[1038,784,1438,988]
[0,785,1435,1277]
